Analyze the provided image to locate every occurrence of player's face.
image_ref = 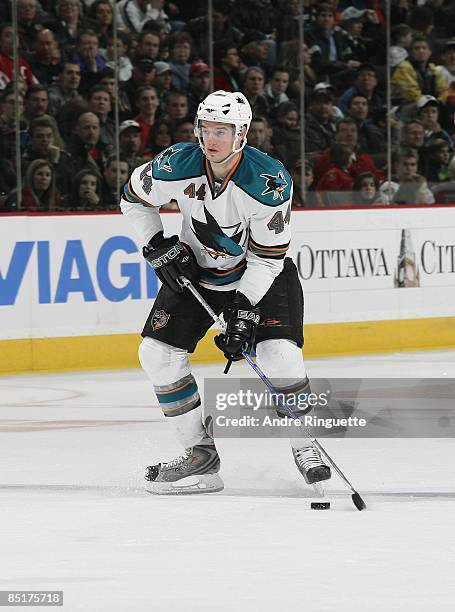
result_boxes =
[201,121,235,162]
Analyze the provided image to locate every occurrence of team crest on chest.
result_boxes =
[155,146,180,173]
[191,206,245,260]
[260,170,288,201]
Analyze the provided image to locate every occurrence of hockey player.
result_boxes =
[120,90,331,494]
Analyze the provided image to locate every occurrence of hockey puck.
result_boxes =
[311,502,330,510]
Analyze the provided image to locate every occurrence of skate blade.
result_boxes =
[146,473,224,495]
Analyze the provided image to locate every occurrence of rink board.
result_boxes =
[1,208,455,373]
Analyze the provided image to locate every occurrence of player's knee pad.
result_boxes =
[256,339,306,379]
[139,337,201,422]
[138,337,190,386]
[256,339,311,418]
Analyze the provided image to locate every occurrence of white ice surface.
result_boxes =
[1,351,455,611]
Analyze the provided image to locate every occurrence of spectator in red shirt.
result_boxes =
[314,117,384,181]
[4,158,61,212]
[133,86,160,152]
[213,41,241,92]
[0,23,38,90]
[317,143,355,206]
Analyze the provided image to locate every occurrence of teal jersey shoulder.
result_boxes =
[151,142,204,181]
[233,146,292,207]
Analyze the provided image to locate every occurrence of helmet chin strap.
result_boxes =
[210,150,239,166]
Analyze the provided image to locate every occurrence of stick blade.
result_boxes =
[352,491,367,511]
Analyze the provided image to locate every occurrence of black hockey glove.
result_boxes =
[214,293,260,362]
[143,231,199,293]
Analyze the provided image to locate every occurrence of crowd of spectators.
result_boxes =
[1,0,455,212]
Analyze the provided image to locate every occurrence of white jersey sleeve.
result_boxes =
[120,160,168,244]
[238,195,292,305]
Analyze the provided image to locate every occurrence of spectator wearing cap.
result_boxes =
[213,41,241,92]
[168,32,193,92]
[153,61,173,106]
[242,67,270,118]
[346,94,386,154]
[185,0,243,59]
[87,85,115,149]
[264,66,290,110]
[29,29,61,87]
[117,0,169,35]
[124,57,156,110]
[338,7,369,66]
[304,84,337,156]
[103,32,133,83]
[304,4,354,81]
[392,149,435,205]
[391,36,448,108]
[119,120,147,170]
[240,30,269,73]
[417,95,452,150]
[314,117,384,182]
[48,62,82,115]
[272,101,301,168]
[0,23,38,90]
[316,143,356,207]
[135,30,161,63]
[338,63,385,116]
[187,61,210,120]
[133,86,160,153]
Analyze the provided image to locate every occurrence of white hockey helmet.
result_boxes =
[194,90,252,157]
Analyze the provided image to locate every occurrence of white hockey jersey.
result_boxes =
[120,142,293,305]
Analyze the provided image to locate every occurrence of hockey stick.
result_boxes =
[178,276,366,511]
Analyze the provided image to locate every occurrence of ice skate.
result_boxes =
[292,444,331,485]
[145,441,223,495]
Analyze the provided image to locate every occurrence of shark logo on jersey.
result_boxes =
[155,146,180,173]
[191,206,244,259]
[260,170,288,201]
